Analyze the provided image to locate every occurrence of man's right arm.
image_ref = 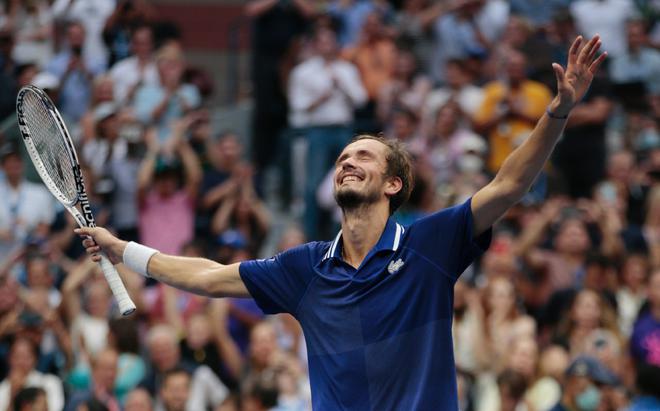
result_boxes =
[75,227,250,298]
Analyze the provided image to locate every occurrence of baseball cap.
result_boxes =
[565,355,619,386]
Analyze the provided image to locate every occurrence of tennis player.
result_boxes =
[77,35,606,410]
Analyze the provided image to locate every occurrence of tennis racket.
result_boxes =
[16,85,136,316]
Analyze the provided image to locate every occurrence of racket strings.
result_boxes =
[22,91,79,203]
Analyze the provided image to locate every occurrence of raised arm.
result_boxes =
[471,35,607,236]
[74,227,250,298]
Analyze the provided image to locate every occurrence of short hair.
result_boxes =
[109,317,140,354]
[13,387,45,411]
[350,135,414,215]
[162,367,191,387]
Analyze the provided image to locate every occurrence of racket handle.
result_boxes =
[98,252,137,316]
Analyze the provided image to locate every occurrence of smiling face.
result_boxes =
[333,138,396,212]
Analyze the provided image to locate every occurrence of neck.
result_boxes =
[340,203,389,268]
[6,177,20,188]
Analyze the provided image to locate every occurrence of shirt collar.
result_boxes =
[322,218,406,261]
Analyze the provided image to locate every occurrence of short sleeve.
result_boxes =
[239,245,315,315]
[407,198,491,281]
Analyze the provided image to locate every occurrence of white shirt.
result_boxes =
[570,0,635,57]
[288,57,367,128]
[0,370,64,411]
[0,180,55,260]
[51,0,116,67]
[109,56,160,104]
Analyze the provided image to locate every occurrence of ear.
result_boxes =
[384,176,403,197]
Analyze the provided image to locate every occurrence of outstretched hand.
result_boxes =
[552,35,607,116]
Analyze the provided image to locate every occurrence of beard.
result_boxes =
[334,185,380,211]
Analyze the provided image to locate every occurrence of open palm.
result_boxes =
[553,35,607,114]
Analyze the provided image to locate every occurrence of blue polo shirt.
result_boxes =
[239,198,491,410]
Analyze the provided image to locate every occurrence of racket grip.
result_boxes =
[98,252,137,316]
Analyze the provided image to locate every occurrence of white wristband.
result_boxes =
[123,241,158,277]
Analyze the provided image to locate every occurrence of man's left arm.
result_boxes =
[472,35,607,236]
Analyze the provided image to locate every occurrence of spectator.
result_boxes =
[548,355,619,411]
[109,24,159,105]
[46,20,105,122]
[11,386,48,411]
[66,348,120,411]
[5,0,53,68]
[627,363,660,411]
[554,289,622,356]
[0,337,64,411]
[141,325,228,410]
[124,388,153,411]
[51,0,116,69]
[103,0,155,67]
[245,0,313,178]
[630,269,660,367]
[0,143,55,263]
[342,11,396,132]
[79,75,116,144]
[569,0,636,57]
[422,58,485,126]
[288,27,367,239]
[617,253,650,336]
[133,43,200,145]
[473,49,552,173]
[136,123,201,255]
[526,345,569,411]
[376,49,432,125]
[107,318,146,404]
[610,19,660,95]
[327,0,393,47]
[154,368,189,411]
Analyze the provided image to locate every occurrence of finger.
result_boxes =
[86,245,101,255]
[74,227,94,237]
[82,238,96,248]
[589,51,608,74]
[552,63,565,84]
[568,35,583,64]
[586,40,601,64]
[578,35,600,65]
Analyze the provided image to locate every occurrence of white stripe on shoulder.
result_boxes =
[393,224,403,251]
[324,230,343,260]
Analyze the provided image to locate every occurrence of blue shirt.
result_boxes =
[240,198,491,410]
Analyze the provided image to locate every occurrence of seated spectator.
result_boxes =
[627,363,660,411]
[496,369,529,411]
[548,355,619,411]
[525,345,569,411]
[554,289,622,356]
[11,386,48,411]
[66,348,120,411]
[327,0,393,47]
[107,318,146,404]
[103,1,156,67]
[141,325,228,409]
[154,368,190,411]
[124,388,153,411]
[617,253,650,336]
[0,337,63,411]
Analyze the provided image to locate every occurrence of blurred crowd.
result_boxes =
[0,0,660,410]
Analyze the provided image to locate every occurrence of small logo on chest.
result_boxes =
[387,258,405,274]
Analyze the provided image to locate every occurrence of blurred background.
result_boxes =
[1,0,660,410]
